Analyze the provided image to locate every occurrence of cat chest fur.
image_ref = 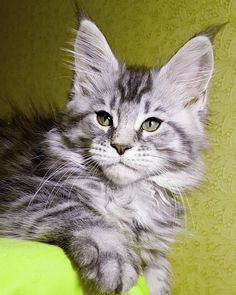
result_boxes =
[81,178,182,251]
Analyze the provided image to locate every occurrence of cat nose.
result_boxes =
[110,143,131,155]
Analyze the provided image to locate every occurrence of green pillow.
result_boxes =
[0,239,149,295]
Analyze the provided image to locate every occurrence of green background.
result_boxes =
[0,0,235,294]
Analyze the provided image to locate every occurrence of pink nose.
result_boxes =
[110,143,131,155]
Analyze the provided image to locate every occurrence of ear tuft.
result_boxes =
[200,22,228,42]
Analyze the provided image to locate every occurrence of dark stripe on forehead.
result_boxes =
[136,72,152,102]
[118,67,152,103]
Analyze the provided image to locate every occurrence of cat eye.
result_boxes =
[142,117,161,132]
[96,111,113,127]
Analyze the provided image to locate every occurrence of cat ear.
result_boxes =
[159,35,214,101]
[72,18,119,96]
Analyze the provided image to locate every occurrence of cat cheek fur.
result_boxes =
[0,18,214,295]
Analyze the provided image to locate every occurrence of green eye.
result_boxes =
[142,117,161,132]
[96,111,113,127]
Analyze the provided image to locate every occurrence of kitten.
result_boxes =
[0,18,213,295]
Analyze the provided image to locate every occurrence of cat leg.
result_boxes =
[0,203,140,294]
[144,255,171,295]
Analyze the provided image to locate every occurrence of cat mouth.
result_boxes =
[105,161,137,172]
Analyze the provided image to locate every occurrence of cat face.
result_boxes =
[63,19,214,188]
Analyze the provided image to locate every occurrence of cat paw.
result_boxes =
[72,235,140,294]
[85,248,139,293]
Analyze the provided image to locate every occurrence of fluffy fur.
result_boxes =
[0,18,214,295]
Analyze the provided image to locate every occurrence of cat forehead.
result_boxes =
[98,66,157,115]
[117,66,153,104]
[99,69,168,117]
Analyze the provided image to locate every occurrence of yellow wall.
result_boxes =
[0,0,235,294]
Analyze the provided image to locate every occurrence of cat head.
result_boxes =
[62,18,214,190]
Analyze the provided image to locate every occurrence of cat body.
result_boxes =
[0,19,214,295]
[0,117,181,294]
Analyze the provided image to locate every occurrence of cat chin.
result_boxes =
[102,163,141,186]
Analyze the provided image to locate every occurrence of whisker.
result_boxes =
[26,161,68,209]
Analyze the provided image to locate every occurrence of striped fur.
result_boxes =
[0,19,214,294]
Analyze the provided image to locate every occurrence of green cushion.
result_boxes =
[0,239,149,295]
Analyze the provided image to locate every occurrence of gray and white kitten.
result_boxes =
[0,19,213,295]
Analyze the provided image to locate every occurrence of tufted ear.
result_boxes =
[72,18,119,97]
[159,35,214,105]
